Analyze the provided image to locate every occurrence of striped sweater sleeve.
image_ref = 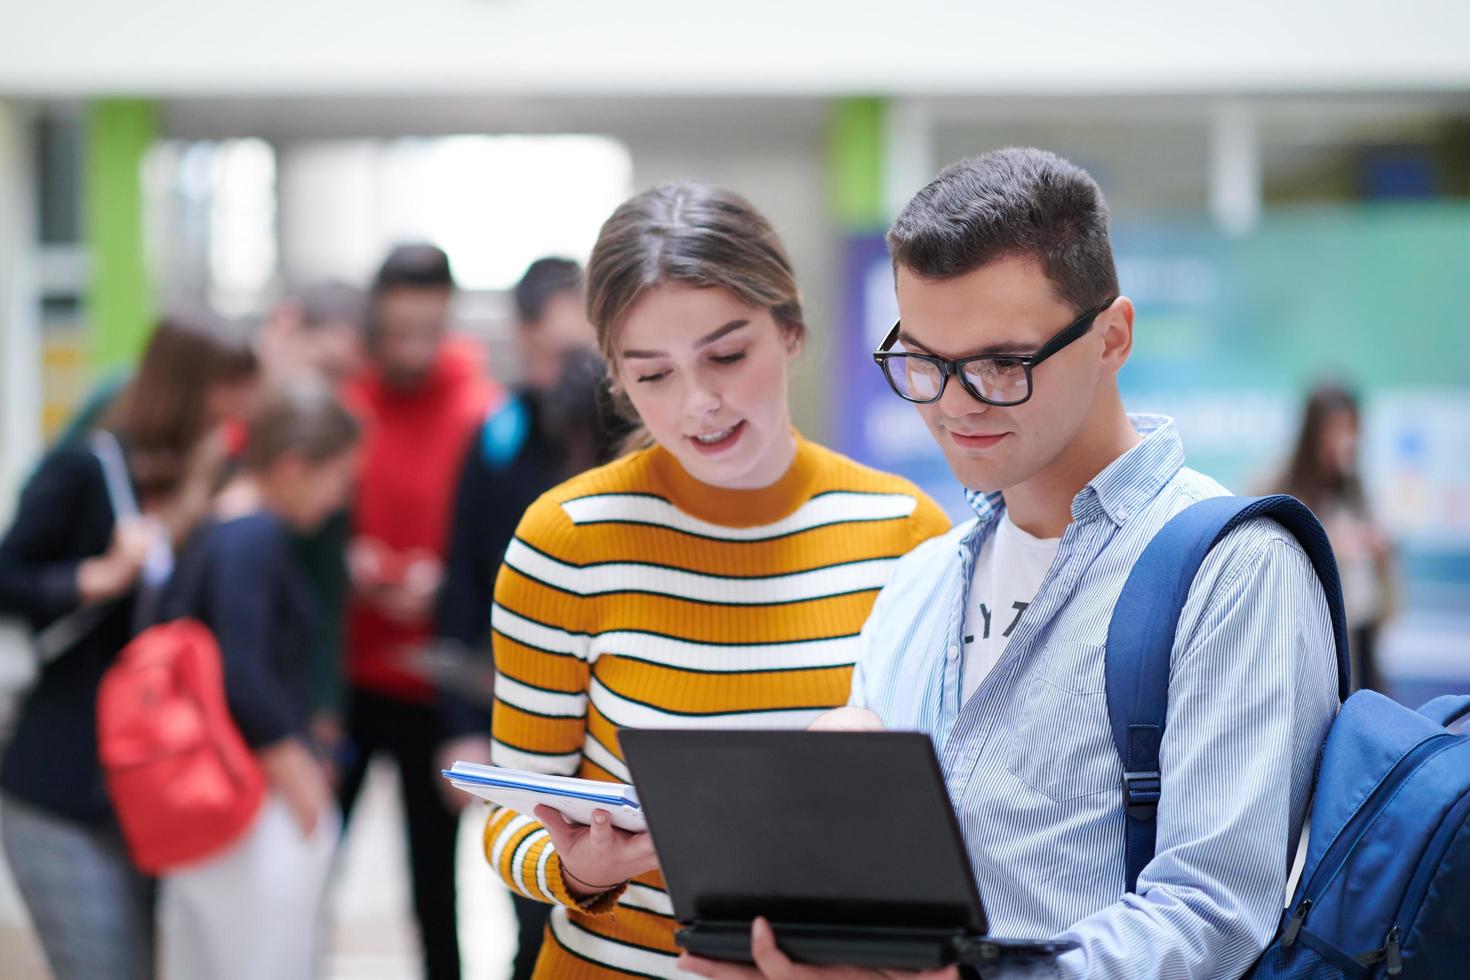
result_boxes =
[483,498,622,912]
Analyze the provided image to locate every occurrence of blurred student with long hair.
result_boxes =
[480,183,951,978]
[0,317,257,980]
[156,380,362,980]
[1275,382,1396,692]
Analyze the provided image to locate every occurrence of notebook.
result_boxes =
[440,762,646,832]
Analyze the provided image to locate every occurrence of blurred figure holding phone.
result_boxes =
[337,243,497,980]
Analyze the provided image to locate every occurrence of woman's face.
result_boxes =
[1318,408,1359,477]
[614,285,799,490]
[206,375,259,428]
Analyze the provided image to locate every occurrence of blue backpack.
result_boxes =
[1106,494,1470,979]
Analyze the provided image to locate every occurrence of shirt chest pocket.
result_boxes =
[1004,642,1120,802]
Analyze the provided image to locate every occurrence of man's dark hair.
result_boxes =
[514,257,583,324]
[372,243,455,294]
[887,147,1119,313]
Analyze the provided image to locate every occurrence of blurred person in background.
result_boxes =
[432,258,600,731]
[511,257,600,392]
[256,279,369,388]
[480,183,951,979]
[255,281,370,775]
[55,281,362,448]
[433,256,608,980]
[0,317,257,980]
[1274,382,1396,693]
[156,380,361,980]
[338,243,498,980]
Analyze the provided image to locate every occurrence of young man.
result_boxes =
[338,243,498,980]
[683,149,1339,979]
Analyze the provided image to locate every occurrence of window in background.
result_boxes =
[379,135,633,290]
[143,137,279,318]
[277,134,634,291]
[208,139,278,315]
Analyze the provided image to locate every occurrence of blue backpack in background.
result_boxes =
[1105,494,1470,979]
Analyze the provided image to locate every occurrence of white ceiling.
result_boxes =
[5,0,1470,97]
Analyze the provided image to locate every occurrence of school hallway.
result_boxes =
[0,758,521,979]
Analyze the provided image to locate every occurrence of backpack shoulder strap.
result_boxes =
[31,433,141,663]
[88,430,140,519]
[155,527,217,627]
[481,395,531,471]
[1418,695,1470,729]
[1105,493,1351,894]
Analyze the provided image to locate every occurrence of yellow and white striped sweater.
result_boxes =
[483,434,950,978]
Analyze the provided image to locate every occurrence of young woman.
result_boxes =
[481,183,952,978]
[1274,382,1396,692]
[0,317,257,980]
[155,379,361,980]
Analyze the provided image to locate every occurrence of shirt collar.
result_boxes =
[965,414,1185,528]
[965,487,1006,524]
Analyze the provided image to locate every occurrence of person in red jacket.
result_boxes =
[338,243,497,980]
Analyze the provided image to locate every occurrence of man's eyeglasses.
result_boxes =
[872,298,1117,408]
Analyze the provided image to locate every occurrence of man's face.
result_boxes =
[894,256,1120,495]
[370,287,451,389]
[521,290,597,392]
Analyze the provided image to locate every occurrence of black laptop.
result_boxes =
[617,729,1074,971]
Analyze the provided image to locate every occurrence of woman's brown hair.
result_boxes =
[105,316,258,499]
[584,182,805,450]
[1280,381,1365,514]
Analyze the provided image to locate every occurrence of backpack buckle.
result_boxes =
[1122,770,1161,819]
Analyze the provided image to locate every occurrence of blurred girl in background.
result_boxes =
[156,380,362,980]
[0,317,257,980]
[1277,382,1396,693]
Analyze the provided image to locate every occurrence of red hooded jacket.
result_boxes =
[343,337,499,702]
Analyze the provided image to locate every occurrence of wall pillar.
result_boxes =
[0,100,40,517]
[86,98,157,371]
[828,96,888,234]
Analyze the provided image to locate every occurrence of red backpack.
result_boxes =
[97,618,264,873]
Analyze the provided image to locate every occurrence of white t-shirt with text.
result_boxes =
[961,514,1062,701]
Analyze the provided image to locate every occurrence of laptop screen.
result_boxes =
[619,730,988,932]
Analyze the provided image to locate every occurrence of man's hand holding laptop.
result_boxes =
[679,917,959,980]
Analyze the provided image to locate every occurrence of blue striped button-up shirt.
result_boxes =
[851,416,1338,979]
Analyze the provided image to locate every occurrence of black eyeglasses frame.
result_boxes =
[872,297,1118,407]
